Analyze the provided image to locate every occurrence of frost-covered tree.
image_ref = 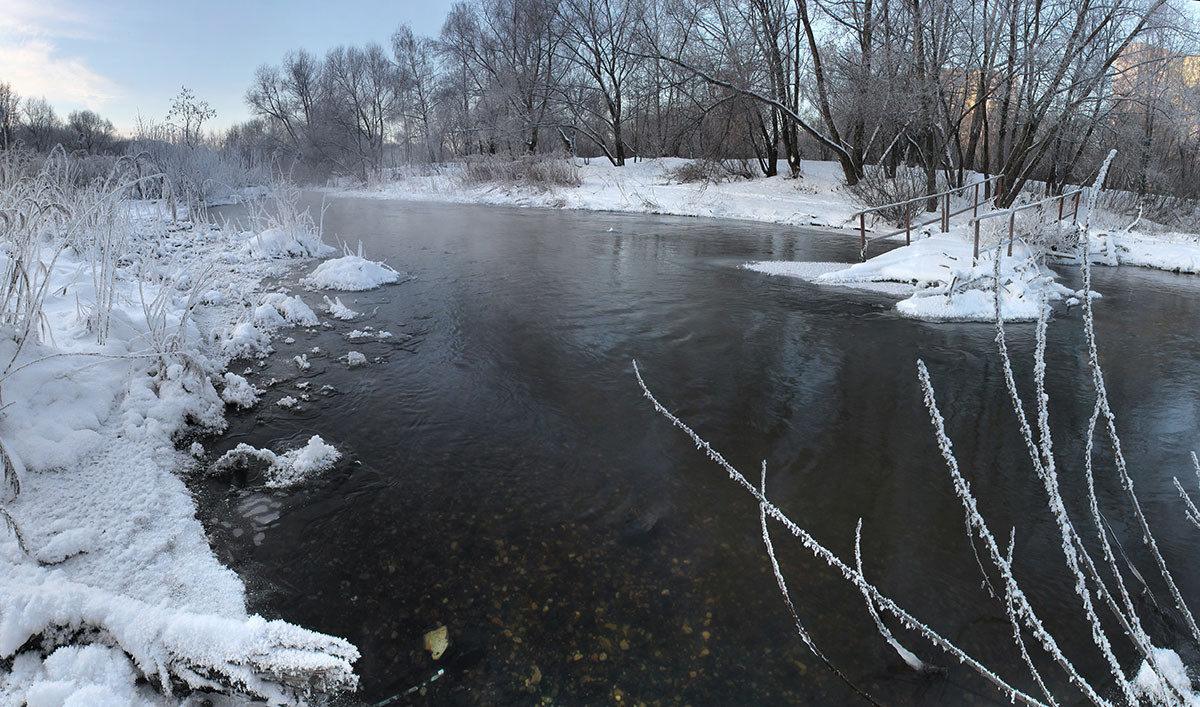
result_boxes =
[165,86,216,148]
[66,110,115,154]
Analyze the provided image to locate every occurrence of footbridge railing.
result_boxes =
[851,175,1000,259]
[968,188,1085,262]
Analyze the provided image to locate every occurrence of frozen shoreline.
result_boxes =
[0,203,364,705]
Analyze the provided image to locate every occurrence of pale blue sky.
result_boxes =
[0,0,457,134]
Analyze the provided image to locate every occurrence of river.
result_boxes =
[198,197,1200,705]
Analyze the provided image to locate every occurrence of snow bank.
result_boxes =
[1099,230,1200,273]
[301,255,402,291]
[338,158,860,229]
[0,208,358,704]
[1,568,359,705]
[1134,647,1200,706]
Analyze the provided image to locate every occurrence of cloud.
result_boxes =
[0,1,120,109]
[0,0,98,40]
[0,38,118,109]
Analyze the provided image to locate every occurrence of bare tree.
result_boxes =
[0,83,21,149]
[556,0,643,165]
[20,98,63,153]
[66,110,115,154]
[166,87,216,148]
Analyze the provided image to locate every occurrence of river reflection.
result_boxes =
[198,199,1200,705]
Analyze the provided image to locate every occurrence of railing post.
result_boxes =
[973,220,980,263]
[1073,191,1081,225]
[905,203,910,245]
[1008,209,1016,257]
[973,183,980,220]
[860,212,866,256]
[942,193,950,232]
[1058,195,1064,222]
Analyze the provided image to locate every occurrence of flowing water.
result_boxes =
[198,198,1200,705]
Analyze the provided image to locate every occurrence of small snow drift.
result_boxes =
[323,295,359,320]
[220,373,260,409]
[302,255,401,291]
[256,293,319,329]
[213,435,343,489]
[223,322,273,359]
[237,227,335,260]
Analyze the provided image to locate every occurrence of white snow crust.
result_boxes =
[301,255,401,291]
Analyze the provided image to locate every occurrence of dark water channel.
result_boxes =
[198,198,1200,705]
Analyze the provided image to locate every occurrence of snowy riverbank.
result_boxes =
[0,192,384,704]
[338,158,1200,321]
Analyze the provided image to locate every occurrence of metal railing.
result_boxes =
[968,187,1085,261]
[851,175,1001,259]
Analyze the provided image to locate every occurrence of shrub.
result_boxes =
[460,154,581,189]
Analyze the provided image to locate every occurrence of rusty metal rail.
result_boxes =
[969,188,1085,261]
[851,175,1000,258]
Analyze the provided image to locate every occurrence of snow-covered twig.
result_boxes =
[759,465,881,705]
[852,519,941,677]
[633,361,1048,707]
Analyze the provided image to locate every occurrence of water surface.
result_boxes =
[199,199,1200,705]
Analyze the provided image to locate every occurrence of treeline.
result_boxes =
[0,83,262,205]
[234,0,1198,204]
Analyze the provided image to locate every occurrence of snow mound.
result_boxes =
[220,373,259,409]
[237,228,334,260]
[1134,647,1200,706]
[223,322,272,359]
[345,351,367,367]
[256,293,319,329]
[213,436,343,489]
[302,255,401,291]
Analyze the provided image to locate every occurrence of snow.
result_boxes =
[222,322,272,359]
[301,255,402,291]
[220,373,259,409]
[212,436,342,489]
[746,235,1074,321]
[340,158,860,229]
[237,227,335,260]
[0,206,358,704]
[345,351,367,367]
[1094,229,1200,273]
[258,293,319,327]
[1134,648,1200,706]
[323,295,359,320]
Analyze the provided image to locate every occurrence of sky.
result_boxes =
[0,0,458,135]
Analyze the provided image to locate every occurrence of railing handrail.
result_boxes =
[968,186,1087,261]
[969,187,1087,224]
[852,174,1002,219]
